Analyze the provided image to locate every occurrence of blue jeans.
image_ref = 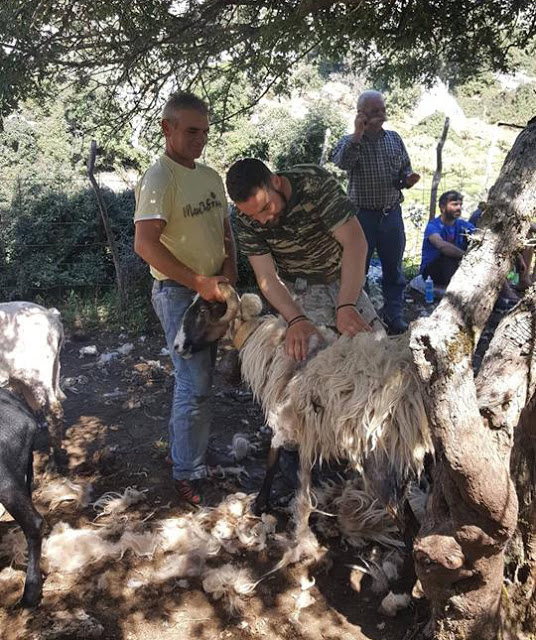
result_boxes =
[151,281,216,481]
[357,204,406,322]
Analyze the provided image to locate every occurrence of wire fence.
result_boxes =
[0,164,485,303]
[0,171,141,301]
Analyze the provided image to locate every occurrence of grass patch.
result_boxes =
[56,287,155,334]
[403,256,421,281]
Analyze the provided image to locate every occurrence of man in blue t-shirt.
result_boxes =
[420,190,475,285]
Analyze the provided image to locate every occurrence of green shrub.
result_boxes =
[403,255,421,281]
[415,111,448,138]
[0,187,143,292]
[57,286,154,334]
[0,184,156,332]
[270,99,348,170]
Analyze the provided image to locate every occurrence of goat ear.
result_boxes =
[240,294,263,321]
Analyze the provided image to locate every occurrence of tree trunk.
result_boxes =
[319,127,331,166]
[503,402,536,639]
[410,122,536,639]
[428,117,449,221]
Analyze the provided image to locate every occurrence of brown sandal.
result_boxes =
[174,479,202,506]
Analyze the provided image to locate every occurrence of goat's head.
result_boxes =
[174,283,263,358]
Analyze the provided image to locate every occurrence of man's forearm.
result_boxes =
[338,247,366,306]
[257,274,304,321]
[333,218,368,306]
[332,136,362,170]
[221,256,237,285]
[439,244,465,259]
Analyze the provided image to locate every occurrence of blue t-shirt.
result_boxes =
[469,208,482,226]
[420,217,475,273]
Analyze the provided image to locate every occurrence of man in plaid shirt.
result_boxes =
[332,90,420,335]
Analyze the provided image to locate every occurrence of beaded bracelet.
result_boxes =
[336,303,355,312]
[287,314,307,328]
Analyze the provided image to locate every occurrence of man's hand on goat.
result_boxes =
[195,275,229,303]
[336,306,372,337]
[285,319,323,361]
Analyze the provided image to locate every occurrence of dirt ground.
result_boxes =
[0,287,504,640]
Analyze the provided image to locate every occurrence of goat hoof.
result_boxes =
[252,497,270,516]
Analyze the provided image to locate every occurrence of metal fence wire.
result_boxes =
[0,167,475,301]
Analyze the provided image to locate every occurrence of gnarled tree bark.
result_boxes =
[504,401,536,639]
[409,121,536,639]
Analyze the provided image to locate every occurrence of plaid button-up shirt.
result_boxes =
[331,129,414,210]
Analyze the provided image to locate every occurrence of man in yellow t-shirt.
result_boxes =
[134,92,237,505]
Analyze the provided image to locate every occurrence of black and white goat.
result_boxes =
[0,388,44,607]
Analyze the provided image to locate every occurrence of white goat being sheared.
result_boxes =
[176,285,433,534]
[240,313,431,476]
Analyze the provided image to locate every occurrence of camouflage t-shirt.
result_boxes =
[235,165,357,282]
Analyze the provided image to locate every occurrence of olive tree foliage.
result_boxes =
[1,0,535,125]
[206,97,347,171]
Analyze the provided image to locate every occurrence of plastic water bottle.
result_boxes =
[425,276,434,303]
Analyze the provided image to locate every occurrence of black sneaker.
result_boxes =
[385,316,408,335]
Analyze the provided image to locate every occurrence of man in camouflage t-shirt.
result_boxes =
[226,158,384,361]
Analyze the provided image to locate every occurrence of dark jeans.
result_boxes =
[357,204,406,322]
[422,255,461,286]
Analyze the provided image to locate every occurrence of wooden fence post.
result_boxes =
[319,127,331,166]
[87,140,127,312]
[429,117,450,220]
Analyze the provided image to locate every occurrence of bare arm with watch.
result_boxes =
[248,253,324,362]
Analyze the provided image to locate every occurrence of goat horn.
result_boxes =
[218,283,240,324]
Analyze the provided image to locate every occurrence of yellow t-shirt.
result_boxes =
[134,154,228,279]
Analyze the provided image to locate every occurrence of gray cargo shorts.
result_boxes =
[283,277,386,335]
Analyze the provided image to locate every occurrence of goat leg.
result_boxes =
[47,402,67,473]
[363,455,421,599]
[253,446,281,516]
[389,498,420,598]
[2,486,44,607]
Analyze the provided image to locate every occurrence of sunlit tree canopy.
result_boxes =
[1,0,535,122]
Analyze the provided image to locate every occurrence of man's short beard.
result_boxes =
[264,188,288,228]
